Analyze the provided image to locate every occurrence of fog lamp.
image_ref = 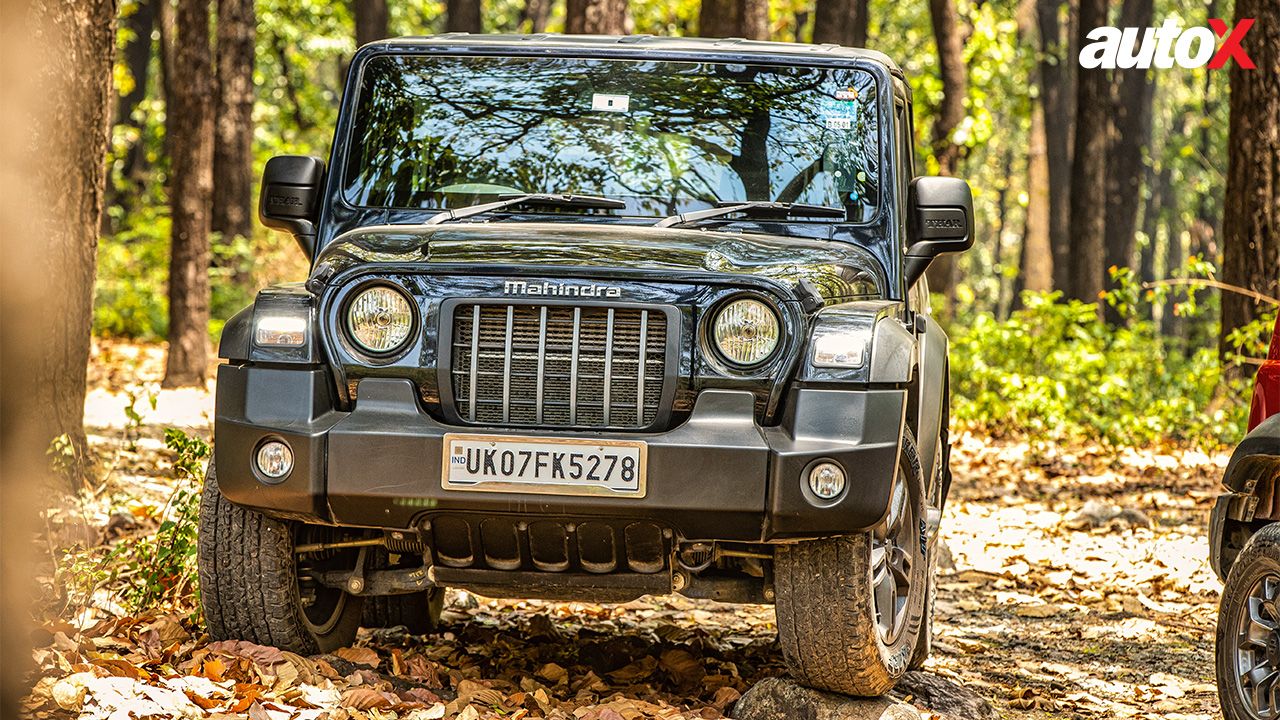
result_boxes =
[255,440,294,480]
[807,461,846,500]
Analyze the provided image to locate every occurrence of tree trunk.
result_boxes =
[993,148,1013,318]
[354,0,390,45]
[157,0,177,157]
[212,0,256,262]
[1022,102,1054,294]
[164,0,215,388]
[521,0,552,32]
[6,0,116,471]
[446,0,483,33]
[1194,0,1221,260]
[1136,160,1164,321]
[1067,0,1109,305]
[1017,0,1052,295]
[698,0,769,39]
[109,0,155,223]
[923,0,968,307]
[1102,0,1154,322]
[927,0,966,176]
[812,0,868,47]
[1160,169,1183,339]
[1220,0,1280,360]
[1038,0,1075,293]
[566,0,629,34]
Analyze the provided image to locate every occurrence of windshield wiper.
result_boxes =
[654,201,846,228]
[424,193,627,225]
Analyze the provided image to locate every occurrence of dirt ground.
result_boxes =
[21,341,1227,719]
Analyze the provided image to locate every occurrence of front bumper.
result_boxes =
[213,364,905,542]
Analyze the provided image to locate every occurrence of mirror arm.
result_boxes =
[904,254,932,288]
[293,224,317,260]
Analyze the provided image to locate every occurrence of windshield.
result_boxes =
[343,55,882,221]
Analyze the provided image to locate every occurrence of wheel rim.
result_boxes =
[1234,574,1280,719]
[298,575,349,636]
[295,527,356,637]
[871,476,918,645]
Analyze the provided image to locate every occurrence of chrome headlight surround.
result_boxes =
[707,295,783,370]
[343,283,417,357]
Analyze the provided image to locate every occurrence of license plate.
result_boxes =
[441,434,647,498]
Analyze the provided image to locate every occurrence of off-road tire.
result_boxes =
[910,379,951,671]
[198,463,362,653]
[362,550,445,634]
[909,555,937,670]
[775,432,928,696]
[1217,522,1280,720]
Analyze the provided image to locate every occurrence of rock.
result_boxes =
[937,540,957,572]
[733,674,996,720]
[1063,499,1151,531]
[733,677,923,720]
[893,671,998,720]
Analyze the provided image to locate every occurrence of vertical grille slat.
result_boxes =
[451,303,667,430]
[570,308,581,425]
[637,310,648,419]
[603,308,615,427]
[502,305,514,424]
[536,306,547,425]
[467,305,480,422]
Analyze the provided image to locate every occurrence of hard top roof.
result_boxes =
[358,33,903,76]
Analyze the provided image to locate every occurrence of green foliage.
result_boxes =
[94,208,170,339]
[46,433,92,488]
[950,289,1253,449]
[123,385,159,451]
[116,428,210,614]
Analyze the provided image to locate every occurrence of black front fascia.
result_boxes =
[317,264,808,428]
[316,43,907,300]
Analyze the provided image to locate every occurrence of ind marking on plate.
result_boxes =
[442,434,647,498]
[592,93,630,112]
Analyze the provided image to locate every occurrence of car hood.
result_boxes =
[309,223,884,301]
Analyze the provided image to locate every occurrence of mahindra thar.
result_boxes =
[199,34,974,696]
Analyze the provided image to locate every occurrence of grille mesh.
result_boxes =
[450,303,667,429]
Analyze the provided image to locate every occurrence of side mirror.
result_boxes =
[904,176,975,287]
[260,155,325,260]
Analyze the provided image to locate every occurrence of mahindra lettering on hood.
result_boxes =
[1079,17,1255,69]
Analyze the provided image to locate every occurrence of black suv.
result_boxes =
[199,34,973,696]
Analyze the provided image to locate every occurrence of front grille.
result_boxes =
[449,303,668,429]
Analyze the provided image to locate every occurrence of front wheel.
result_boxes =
[198,463,363,653]
[774,432,928,696]
[1217,522,1280,719]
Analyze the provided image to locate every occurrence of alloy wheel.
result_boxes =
[871,477,919,645]
[1235,574,1280,718]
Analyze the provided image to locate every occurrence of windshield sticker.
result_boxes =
[820,96,860,131]
[591,93,630,113]
[834,88,860,101]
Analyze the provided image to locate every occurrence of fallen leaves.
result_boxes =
[334,646,381,668]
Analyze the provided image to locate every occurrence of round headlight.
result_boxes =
[346,286,414,354]
[712,298,780,367]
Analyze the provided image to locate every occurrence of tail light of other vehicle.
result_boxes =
[1248,316,1280,431]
